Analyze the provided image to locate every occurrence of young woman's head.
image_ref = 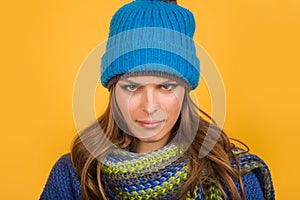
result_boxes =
[71,0,247,199]
[98,0,201,154]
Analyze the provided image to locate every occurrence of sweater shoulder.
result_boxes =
[55,153,75,169]
[39,153,81,200]
[231,148,275,200]
[47,153,78,180]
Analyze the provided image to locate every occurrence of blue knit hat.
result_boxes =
[101,0,200,90]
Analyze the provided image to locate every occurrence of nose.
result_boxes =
[141,86,158,114]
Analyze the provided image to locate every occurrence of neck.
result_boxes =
[134,138,169,154]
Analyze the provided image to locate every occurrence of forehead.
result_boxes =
[118,76,175,84]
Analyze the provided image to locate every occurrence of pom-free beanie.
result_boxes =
[100,0,200,89]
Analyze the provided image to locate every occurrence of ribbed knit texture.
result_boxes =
[100,144,191,199]
[39,154,81,200]
[100,0,200,89]
[40,147,275,200]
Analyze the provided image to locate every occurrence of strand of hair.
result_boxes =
[163,0,177,4]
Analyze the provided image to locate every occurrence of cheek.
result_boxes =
[115,89,130,118]
[161,96,182,119]
[127,96,140,116]
[163,89,184,116]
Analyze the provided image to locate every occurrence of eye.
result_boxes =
[121,84,139,92]
[160,84,177,91]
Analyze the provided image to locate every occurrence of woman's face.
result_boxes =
[115,75,185,148]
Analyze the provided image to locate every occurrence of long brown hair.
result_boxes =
[71,84,247,199]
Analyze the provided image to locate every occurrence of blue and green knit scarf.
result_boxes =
[100,144,274,200]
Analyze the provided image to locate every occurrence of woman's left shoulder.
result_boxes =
[231,148,275,200]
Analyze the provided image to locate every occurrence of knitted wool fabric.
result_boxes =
[39,150,275,200]
[231,148,275,200]
[100,144,194,199]
[100,0,200,89]
[99,144,275,200]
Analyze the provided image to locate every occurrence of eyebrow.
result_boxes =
[118,79,177,85]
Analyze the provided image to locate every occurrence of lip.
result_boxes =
[135,120,165,129]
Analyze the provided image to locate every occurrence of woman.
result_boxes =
[40,0,275,199]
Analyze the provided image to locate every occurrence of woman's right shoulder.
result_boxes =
[39,153,81,200]
[47,153,77,177]
[54,153,74,168]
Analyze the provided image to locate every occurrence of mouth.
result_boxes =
[135,120,165,129]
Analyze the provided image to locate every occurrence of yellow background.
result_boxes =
[1,0,299,199]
